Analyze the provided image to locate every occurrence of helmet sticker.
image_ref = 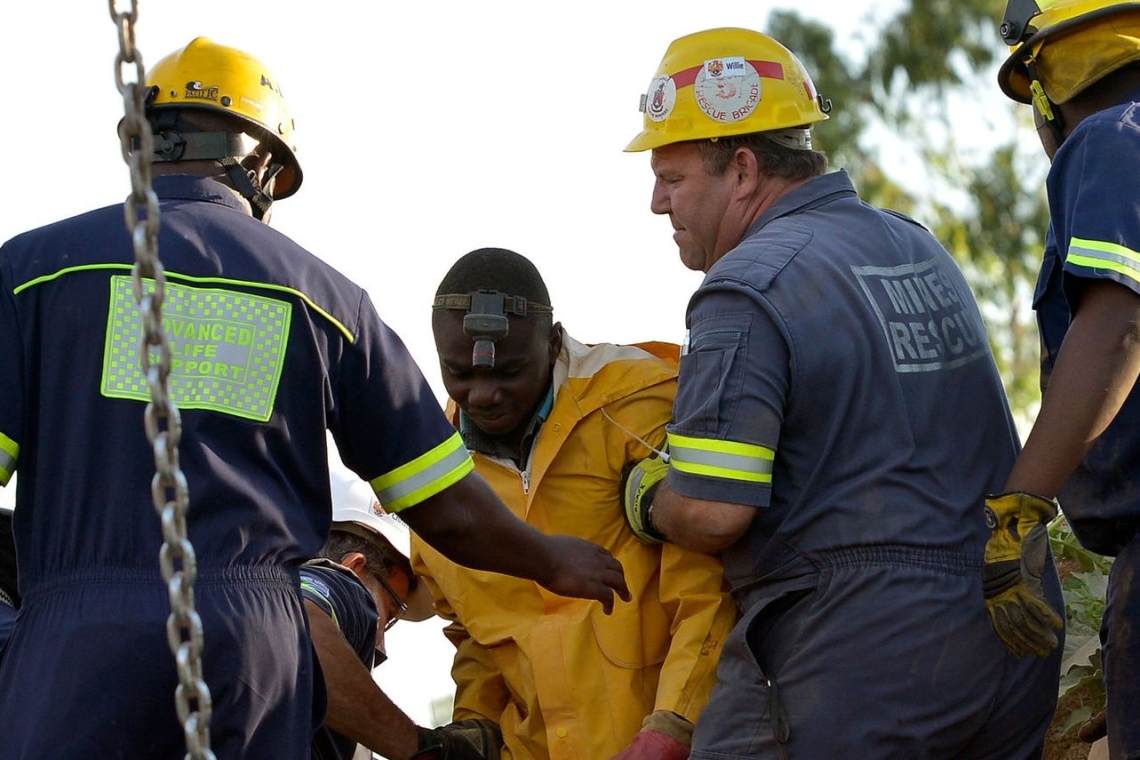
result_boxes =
[645,74,678,123]
[184,81,220,102]
[695,57,761,123]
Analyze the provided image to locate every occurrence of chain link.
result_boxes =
[108,3,215,757]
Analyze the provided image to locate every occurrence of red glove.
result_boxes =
[610,729,690,760]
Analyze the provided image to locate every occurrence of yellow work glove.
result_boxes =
[623,451,669,544]
[982,491,1064,658]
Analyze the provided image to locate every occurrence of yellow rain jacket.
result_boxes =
[412,331,736,760]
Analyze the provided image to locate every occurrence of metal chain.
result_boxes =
[108,3,215,758]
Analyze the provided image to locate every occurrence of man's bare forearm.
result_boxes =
[306,600,419,759]
[1008,281,1140,496]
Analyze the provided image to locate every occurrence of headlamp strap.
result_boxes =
[433,290,553,369]
[432,292,552,317]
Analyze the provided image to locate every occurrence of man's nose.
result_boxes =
[650,179,670,215]
[466,375,499,406]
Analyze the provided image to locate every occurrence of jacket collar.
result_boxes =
[743,169,857,241]
[459,385,554,463]
[154,174,250,214]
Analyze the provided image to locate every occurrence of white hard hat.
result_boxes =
[329,471,435,622]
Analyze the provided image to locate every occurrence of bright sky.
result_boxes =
[1,0,907,730]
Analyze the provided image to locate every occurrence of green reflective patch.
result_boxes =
[101,275,292,422]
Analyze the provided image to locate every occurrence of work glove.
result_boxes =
[413,719,503,760]
[610,711,692,760]
[622,450,669,544]
[982,491,1064,658]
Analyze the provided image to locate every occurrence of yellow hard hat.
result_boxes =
[146,37,302,198]
[625,27,830,153]
[998,0,1140,105]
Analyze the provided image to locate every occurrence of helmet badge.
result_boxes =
[644,75,677,122]
[184,81,220,102]
[695,57,762,123]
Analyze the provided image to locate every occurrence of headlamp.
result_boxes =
[1001,0,1043,45]
[433,290,553,368]
[464,292,511,368]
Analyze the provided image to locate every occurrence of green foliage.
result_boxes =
[1049,516,1111,729]
[765,1,1047,418]
[873,0,1005,91]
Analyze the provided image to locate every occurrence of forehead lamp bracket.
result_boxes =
[433,290,553,368]
[465,291,512,368]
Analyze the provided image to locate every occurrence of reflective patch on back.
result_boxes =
[852,259,989,373]
[101,275,292,421]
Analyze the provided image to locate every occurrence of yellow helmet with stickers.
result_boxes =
[146,37,302,198]
[624,27,831,153]
[998,0,1140,107]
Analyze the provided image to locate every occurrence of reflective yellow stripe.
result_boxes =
[1067,237,1140,286]
[0,431,17,486]
[371,432,474,512]
[14,263,357,344]
[667,432,774,484]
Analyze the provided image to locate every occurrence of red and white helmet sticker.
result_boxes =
[644,74,678,123]
[695,57,762,123]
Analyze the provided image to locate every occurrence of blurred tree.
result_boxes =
[768,1,1049,422]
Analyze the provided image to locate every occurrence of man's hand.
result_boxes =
[611,711,692,760]
[623,453,670,544]
[539,535,631,614]
[982,491,1064,657]
[413,719,503,760]
[404,473,630,611]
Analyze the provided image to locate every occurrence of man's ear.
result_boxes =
[731,146,761,196]
[339,551,368,574]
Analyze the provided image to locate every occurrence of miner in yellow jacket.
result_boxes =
[412,248,736,760]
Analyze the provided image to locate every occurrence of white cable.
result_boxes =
[600,408,670,462]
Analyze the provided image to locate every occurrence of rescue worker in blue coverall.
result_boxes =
[621,27,1064,758]
[306,471,503,760]
[0,507,16,654]
[304,471,439,760]
[0,37,628,759]
[993,1,1140,756]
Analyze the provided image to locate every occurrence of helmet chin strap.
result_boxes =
[1026,56,1067,148]
[148,109,283,222]
[218,157,282,222]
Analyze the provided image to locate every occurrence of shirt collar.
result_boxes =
[154,174,249,213]
[744,169,857,240]
[459,383,554,465]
